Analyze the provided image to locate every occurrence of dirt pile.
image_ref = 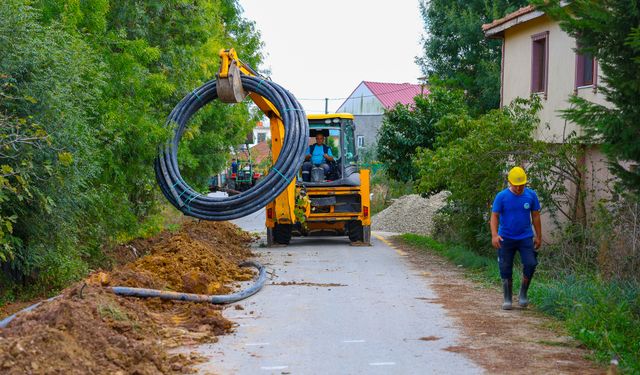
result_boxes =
[108,221,254,295]
[0,220,254,374]
[372,191,449,235]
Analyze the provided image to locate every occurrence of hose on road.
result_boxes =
[111,260,267,303]
[0,261,266,328]
[155,75,308,221]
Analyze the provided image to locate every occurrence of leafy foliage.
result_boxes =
[534,0,640,195]
[417,0,529,114]
[0,0,263,295]
[376,86,467,182]
[414,97,545,247]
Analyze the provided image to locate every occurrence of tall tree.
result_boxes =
[377,86,467,182]
[0,0,263,292]
[418,0,528,114]
[535,0,640,195]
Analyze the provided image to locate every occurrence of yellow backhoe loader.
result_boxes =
[217,49,371,245]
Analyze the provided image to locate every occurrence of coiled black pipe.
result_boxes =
[155,76,308,220]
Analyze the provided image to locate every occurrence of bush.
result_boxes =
[370,170,416,215]
[414,97,544,248]
[0,0,263,298]
[377,86,468,182]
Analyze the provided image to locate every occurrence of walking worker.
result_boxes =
[490,166,542,310]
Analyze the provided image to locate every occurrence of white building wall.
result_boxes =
[502,15,609,142]
[247,117,270,147]
[336,82,384,115]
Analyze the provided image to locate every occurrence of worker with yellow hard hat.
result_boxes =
[490,166,542,310]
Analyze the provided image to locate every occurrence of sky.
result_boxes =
[237,0,425,114]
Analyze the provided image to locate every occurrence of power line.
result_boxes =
[296,85,427,102]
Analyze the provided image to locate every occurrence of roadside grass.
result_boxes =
[400,233,640,373]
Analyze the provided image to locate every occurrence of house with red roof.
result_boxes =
[336,81,426,149]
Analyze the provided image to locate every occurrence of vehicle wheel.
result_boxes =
[347,220,364,242]
[273,224,292,245]
[227,180,236,191]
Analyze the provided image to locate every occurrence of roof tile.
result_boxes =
[362,81,425,109]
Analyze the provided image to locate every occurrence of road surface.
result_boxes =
[189,205,482,374]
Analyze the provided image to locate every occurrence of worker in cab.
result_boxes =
[490,166,542,310]
[301,133,334,182]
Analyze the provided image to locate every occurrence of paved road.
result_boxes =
[193,205,482,374]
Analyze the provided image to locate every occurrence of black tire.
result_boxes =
[347,220,364,242]
[273,224,292,245]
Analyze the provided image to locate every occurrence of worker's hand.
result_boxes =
[305,154,311,161]
[324,153,329,159]
[534,236,542,249]
[492,235,503,249]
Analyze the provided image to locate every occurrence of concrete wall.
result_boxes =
[353,115,384,149]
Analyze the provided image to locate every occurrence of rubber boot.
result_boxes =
[501,279,513,310]
[519,277,531,307]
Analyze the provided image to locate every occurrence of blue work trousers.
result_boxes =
[497,237,537,279]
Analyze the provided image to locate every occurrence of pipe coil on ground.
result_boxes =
[155,75,308,221]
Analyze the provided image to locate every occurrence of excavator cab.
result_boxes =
[302,115,360,186]
[213,49,370,246]
[266,113,371,246]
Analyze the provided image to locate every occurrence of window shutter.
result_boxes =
[531,31,549,97]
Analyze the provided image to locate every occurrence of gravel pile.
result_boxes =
[372,191,449,235]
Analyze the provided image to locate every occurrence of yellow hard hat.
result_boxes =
[508,166,527,186]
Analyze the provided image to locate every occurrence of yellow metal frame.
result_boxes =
[308,113,355,121]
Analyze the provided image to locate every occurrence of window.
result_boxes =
[257,132,267,143]
[576,51,595,87]
[344,124,357,165]
[357,135,364,148]
[531,31,549,97]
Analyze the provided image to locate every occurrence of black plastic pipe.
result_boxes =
[0,261,266,329]
[155,76,308,220]
[111,260,267,303]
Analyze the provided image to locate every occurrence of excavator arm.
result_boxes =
[217,49,297,232]
[217,49,280,118]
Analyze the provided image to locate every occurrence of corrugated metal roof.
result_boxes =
[362,81,424,109]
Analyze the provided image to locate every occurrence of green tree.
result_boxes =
[414,98,545,248]
[534,0,640,196]
[417,0,528,114]
[377,86,467,182]
[0,0,263,295]
[1,1,104,286]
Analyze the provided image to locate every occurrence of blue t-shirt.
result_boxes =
[492,187,541,240]
[307,144,332,165]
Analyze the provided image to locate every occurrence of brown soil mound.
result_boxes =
[0,219,255,374]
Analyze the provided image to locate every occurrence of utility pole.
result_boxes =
[324,98,328,114]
